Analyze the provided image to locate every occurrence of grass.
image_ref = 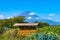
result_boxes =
[0,26,60,40]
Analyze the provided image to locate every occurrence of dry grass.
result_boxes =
[18,29,36,36]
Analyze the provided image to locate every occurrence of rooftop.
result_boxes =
[13,23,38,26]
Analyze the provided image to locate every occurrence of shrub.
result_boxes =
[25,32,59,40]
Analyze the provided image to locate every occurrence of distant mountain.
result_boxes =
[19,11,60,26]
[19,11,40,22]
[19,11,31,16]
[38,19,60,26]
[19,11,40,17]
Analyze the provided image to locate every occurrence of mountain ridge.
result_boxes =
[19,11,60,25]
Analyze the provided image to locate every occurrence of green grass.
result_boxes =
[0,28,20,40]
[0,26,60,40]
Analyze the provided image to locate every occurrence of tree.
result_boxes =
[38,22,50,28]
[0,16,26,28]
[34,21,39,23]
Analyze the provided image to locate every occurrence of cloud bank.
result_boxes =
[0,14,4,19]
[49,13,55,16]
[27,17,32,19]
[29,12,35,15]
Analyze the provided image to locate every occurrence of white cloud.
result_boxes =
[56,20,60,22]
[27,17,32,19]
[7,17,10,19]
[36,17,39,20]
[49,14,55,16]
[47,17,51,20]
[0,14,4,19]
[29,12,35,15]
[7,16,13,19]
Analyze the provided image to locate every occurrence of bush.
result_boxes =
[0,27,4,34]
[38,22,50,28]
[25,32,59,40]
[0,27,7,34]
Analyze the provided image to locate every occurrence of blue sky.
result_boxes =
[0,0,60,22]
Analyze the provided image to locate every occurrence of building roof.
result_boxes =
[13,23,38,26]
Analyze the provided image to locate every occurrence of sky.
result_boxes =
[0,0,60,22]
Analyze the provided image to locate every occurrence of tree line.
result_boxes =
[0,16,50,33]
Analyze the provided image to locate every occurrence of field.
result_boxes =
[0,26,60,40]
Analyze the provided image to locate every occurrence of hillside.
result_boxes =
[0,15,60,40]
[0,26,60,40]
